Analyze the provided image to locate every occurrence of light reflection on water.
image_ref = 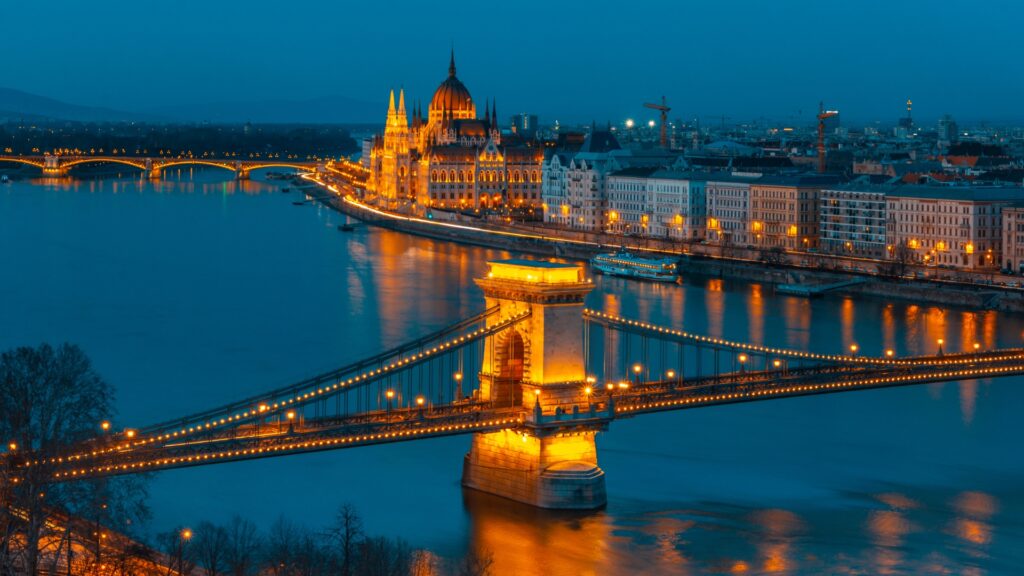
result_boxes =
[1,173,1022,574]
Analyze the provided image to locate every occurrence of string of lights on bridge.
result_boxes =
[616,361,1024,416]
[30,311,531,469]
[50,417,520,481]
[583,309,1023,366]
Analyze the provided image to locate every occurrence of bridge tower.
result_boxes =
[462,259,608,509]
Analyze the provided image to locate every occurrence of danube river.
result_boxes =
[2,171,1023,575]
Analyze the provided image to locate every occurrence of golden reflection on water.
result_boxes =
[750,509,802,574]
[841,297,855,350]
[747,284,764,346]
[781,294,810,350]
[705,279,724,337]
[463,490,620,576]
[951,491,997,553]
[882,304,896,353]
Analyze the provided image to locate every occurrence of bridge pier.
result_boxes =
[236,169,250,180]
[42,154,67,177]
[462,260,607,510]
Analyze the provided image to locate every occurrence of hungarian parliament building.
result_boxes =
[366,52,543,210]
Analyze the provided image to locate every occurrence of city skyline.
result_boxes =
[3,0,1023,124]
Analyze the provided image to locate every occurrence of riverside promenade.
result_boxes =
[302,175,1024,312]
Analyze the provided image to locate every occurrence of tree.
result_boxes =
[356,536,411,576]
[264,516,300,576]
[157,526,196,576]
[194,521,229,576]
[327,504,363,576]
[224,515,261,576]
[0,343,115,575]
[455,548,494,576]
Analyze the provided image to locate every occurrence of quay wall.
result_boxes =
[310,189,1024,312]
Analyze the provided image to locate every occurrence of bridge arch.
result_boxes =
[243,163,314,172]
[156,160,238,172]
[61,158,147,171]
[491,327,528,407]
[0,157,46,169]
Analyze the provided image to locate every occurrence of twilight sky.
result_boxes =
[4,0,1022,125]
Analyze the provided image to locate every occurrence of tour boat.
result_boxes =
[1,175,8,183]
[590,251,679,282]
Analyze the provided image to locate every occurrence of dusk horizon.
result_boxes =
[3,0,1023,125]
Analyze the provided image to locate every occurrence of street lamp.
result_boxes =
[385,390,395,423]
[454,372,464,400]
[849,344,859,356]
[632,363,642,386]
[738,353,747,373]
[885,349,895,358]
[973,342,981,353]
[100,421,111,432]
[937,338,945,356]
[177,528,192,575]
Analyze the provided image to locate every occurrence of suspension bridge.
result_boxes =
[5,259,1024,509]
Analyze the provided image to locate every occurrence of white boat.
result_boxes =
[591,251,678,282]
[1,175,8,183]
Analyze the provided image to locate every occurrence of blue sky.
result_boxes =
[4,0,1022,124]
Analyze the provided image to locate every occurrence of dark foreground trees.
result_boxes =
[171,504,492,576]
[0,343,150,575]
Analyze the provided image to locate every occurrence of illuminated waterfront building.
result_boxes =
[367,51,543,210]
[705,173,760,246]
[819,183,889,258]
[1001,206,1024,273]
[541,129,684,232]
[748,174,838,250]
[606,169,707,239]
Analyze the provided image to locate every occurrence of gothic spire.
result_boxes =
[449,47,456,77]
[387,89,395,116]
[398,88,407,118]
[484,99,489,122]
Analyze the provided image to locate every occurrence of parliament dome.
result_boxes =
[429,51,475,120]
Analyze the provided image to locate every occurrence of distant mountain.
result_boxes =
[0,87,382,125]
[0,87,144,122]
[144,95,383,125]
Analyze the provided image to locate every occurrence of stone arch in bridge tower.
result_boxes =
[488,326,531,407]
[465,259,606,510]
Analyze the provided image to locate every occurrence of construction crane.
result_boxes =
[644,96,671,148]
[816,102,838,174]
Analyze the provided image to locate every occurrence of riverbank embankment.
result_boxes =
[306,185,1024,312]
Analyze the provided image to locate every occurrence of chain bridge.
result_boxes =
[6,259,1024,509]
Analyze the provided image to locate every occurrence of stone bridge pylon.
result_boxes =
[462,259,608,509]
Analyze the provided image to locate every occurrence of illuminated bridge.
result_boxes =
[5,259,1023,510]
[0,153,368,183]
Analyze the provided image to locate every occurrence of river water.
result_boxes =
[1,172,1022,575]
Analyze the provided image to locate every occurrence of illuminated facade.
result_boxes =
[886,186,1017,269]
[607,169,707,239]
[463,259,607,509]
[748,175,837,250]
[1002,206,1024,272]
[367,52,543,210]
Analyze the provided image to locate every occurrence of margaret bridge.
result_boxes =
[3,259,1023,510]
[0,153,369,182]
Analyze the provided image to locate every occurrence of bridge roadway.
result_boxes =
[33,346,1024,481]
